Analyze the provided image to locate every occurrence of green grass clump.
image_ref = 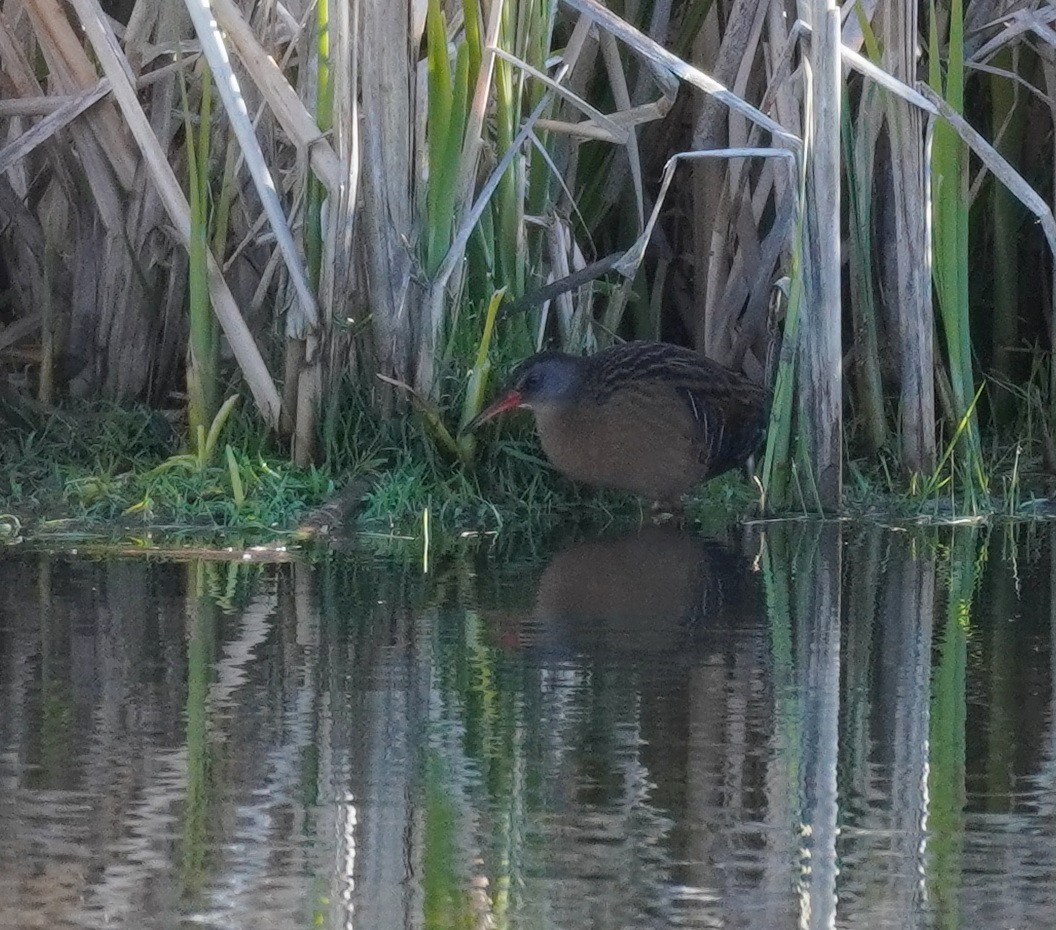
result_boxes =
[321,375,764,538]
[840,439,1056,522]
[6,375,1053,551]
[324,380,652,534]
[1,401,335,540]
[1,385,760,546]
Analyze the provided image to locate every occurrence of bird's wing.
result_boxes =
[589,342,770,473]
[669,358,771,474]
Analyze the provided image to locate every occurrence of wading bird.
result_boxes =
[465,341,771,511]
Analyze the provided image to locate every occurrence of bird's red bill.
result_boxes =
[466,389,523,431]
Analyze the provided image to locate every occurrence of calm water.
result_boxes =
[1,523,1055,929]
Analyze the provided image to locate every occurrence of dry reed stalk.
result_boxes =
[489,47,629,141]
[0,315,43,354]
[63,0,282,426]
[318,0,360,378]
[210,0,344,195]
[8,0,178,405]
[0,177,46,344]
[599,29,644,228]
[846,81,889,457]
[185,0,318,339]
[4,8,120,232]
[692,0,807,377]
[0,79,109,176]
[359,0,416,405]
[534,99,672,140]
[696,0,764,348]
[586,8,678,232]
[545,217,577,345]
[555,0,802,378]
[882,0,936,473]
[562,0,797,145]
[617,146,797,299]
[3,3,117,392]
[0,96,84,117]
[970,4,1056,65]
[22,0,137,189]
[128,1,195,398]
[303,0,361,458]
[842,0,882,52]
[800,0,843,508]
[697,0,770,363]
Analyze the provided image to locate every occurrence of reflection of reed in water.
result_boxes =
[488,526,757,655]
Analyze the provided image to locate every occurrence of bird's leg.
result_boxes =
[751,473,765,512]
[650,499,686,529]
[649,501,673,524]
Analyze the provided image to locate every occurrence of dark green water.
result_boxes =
[1,523,1054,929]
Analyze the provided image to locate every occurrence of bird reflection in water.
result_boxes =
[484,525,760,656]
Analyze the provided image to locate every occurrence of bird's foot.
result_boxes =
[649,500,686,528]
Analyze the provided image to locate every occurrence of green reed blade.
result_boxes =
[929,0,984,494]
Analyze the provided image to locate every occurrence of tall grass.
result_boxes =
[761,161,807,512]
[306,0,332,292]
[424,0,470,279]
[929,0,986,502]
[6,0,1056,519]
[182,62,219,456]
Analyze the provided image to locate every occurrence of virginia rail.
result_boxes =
[466,341,771,507]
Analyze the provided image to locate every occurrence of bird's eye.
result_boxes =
[521,372,539,392]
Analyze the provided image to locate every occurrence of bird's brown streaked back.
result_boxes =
[583,342,770,476]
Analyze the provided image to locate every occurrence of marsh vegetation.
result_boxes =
[3,0,1056,534]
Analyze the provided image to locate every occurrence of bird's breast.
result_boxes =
[532,390,706,501]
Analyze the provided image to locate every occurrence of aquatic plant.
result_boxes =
[3,0,1056,519]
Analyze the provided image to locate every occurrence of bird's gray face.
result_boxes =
[466,351,583,430]
[509,352,583,409]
